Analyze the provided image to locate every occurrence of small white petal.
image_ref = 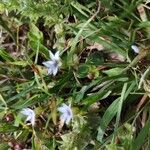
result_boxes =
[52,66,58,76]
[62,103,70,109]
[54,51,60,60]
[58,103,73,125]
[58,104,69,113]
[49,51,56,61]
[42,61,54,68]
[65,115,72,125]
[21,108,33,116]
[47,68,53,75]
[20,108,35,126]
[58,107,66,114]
[131,45,139,53]
[60,114,68,122]
[30,116,35,126]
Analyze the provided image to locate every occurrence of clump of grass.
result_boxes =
[0,0,150,149]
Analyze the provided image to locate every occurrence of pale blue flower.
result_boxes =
[42,51,61,76]
[131,45,139,53]
[20,108,35,126]
[58,103,73,125]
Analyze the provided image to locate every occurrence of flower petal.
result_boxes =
[49,51,56,61]
[57,106,67,113]
[131,45,139,53]
[42,61,54,67]
[54,51,60,60]
[20,108,35,126]
[60,113,68,122]
[58,103,73,125]
[58,103,69,113]
[52,66,58,76]
[65,115,72,125]
[26,115,32,124]
[21,108,33,116]
[47,68,53,75]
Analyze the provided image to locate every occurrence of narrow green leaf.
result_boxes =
[0,16,16,43]
[97,98,120,142]
[0,122,21,133]
[103,68,124,77]
[68,1,100,64]
[131,118,150,150]
[7,85,35,104]
[11,95,49,109]
[83,81,114,106]
[115,83,127,130]
[0,49,14,61]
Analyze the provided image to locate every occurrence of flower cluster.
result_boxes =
[20,51,73,127]
[21,103,73,127]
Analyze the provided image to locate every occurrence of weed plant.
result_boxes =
[0,0,150,149]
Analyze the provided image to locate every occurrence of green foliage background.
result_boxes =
[0,0,150,149]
